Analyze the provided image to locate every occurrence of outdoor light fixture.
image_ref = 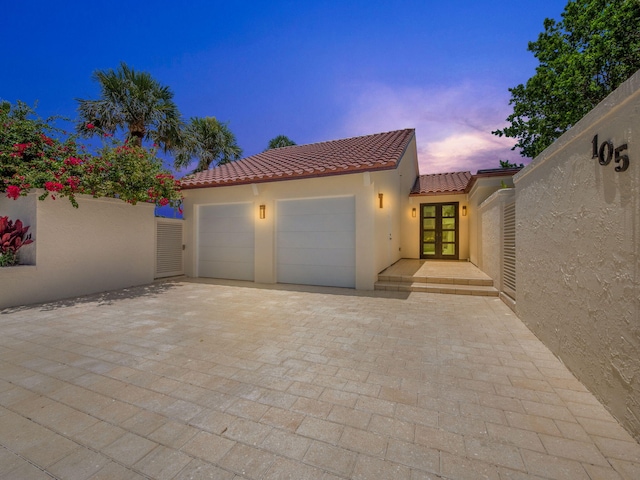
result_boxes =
[378,193,384,208]
[259,204,266,219]
[462,205,467,216]
[412,207,416,217]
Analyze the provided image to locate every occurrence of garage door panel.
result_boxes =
[278,197,354,215]
[199,204,250,219]
[277,197,355,288]
[199,260,253,281]
[277,264,355,288]
[199,231,254,248]
[278,213,355,232]
[279,247,355,267]
[199,217,253,234]
[277,230,355,249]
[198,203,254,281]
[199,246,252,263]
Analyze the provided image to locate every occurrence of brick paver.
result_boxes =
[0,279,639,479]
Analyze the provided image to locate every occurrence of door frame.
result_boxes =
[419,202,460,260]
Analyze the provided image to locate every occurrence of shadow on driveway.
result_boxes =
[1,279,183,314]
[179,276,412,300]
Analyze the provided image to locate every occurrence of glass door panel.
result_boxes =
[442,205,456,217]
[422,205,437,257]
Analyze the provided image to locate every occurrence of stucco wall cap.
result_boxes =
[478,186,515,211]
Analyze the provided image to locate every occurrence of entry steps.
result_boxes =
[375,273,499,296]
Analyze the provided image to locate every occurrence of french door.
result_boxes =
[420,202,459,259]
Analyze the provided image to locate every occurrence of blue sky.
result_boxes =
[1,0,568,175]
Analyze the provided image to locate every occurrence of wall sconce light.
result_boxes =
[462,205,467,216]
[259,204,266,219]
[378,193,384,209]
[411,207,416,218]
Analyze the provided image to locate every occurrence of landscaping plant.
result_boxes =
[1,101,182,209]
[0,216,33,267]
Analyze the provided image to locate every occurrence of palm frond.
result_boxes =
[173,116,242,172]
[76,61,182,149]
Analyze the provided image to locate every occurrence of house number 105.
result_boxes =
[592,135,629,172]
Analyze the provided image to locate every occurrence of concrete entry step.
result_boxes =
[374,280,499,296]
[377,274,494,286]
[376,259,499,296]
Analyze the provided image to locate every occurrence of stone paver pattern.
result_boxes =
[0,279,639,479]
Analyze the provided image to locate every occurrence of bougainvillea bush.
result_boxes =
[1,101,182,209]
[83,141,182,208]
[0,216,34,267]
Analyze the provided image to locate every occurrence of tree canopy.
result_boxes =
[493,0,640,158]
[266,135,296,150]
[76,62,244,174]
[173,117,243,173]
[76,62,182,150]
[499,160,524,169]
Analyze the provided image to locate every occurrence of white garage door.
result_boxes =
[277,196,355,288]
[198,203,254,281]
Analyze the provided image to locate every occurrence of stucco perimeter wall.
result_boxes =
[468,177,515,266]
[477,188,515,290]
[514,71,640,440]
[0,192,156,309]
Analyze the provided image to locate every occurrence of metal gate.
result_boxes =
[155,218,184,278]
[502,202,516,299]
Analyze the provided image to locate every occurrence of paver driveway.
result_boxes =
[1,279,639,479]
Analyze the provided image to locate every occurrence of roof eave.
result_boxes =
[409,190,467,197]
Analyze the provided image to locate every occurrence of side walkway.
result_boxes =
[0,280,638,479]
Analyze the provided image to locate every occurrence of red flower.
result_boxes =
[66,177,80,190]
[64,157,83,166]
[6,185,21,200]
[40,134,54,146]
[44,181,64,192]
[159,198,169,206]
[12,143,31,155]
[86,123,95,129]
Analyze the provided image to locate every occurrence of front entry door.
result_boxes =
[420,202,459,259]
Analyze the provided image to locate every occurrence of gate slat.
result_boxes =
[155,219,184,278]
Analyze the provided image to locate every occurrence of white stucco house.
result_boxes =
[181,129,520,290]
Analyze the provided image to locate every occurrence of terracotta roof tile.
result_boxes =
[410,171,472,195]
[181,129,415,189]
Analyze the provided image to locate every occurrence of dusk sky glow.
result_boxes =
[2,0,568,176]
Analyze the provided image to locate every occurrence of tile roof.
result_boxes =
[410,171,472,195]
[180,129,415,189]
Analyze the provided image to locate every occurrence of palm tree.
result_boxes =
[76,62,182,149]
[266,135,296,150]
[173,117,242,172]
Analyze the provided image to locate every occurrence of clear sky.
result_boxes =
[1,0,568,175]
